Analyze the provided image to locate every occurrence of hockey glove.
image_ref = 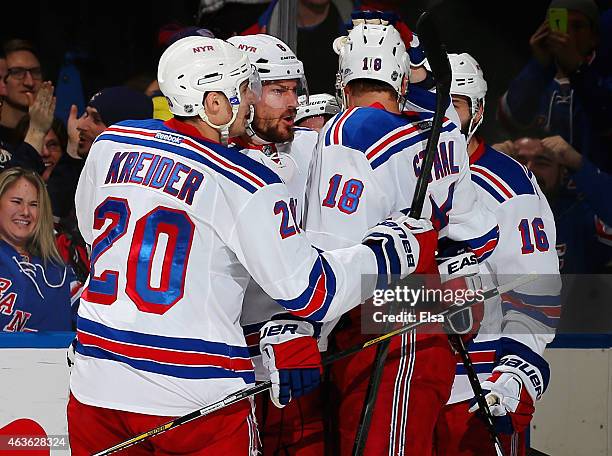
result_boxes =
[260,318,322,408]
[436,241,483,337]
[469,350,549,434]
[363,215,437,286]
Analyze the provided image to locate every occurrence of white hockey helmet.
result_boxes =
[227,34,308,103]
[157,36,261,143]
[333,23,410,108]
[296,93,340,123]
[449,52,487,141]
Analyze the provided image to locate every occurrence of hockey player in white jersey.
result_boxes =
[304,23,499,456]
[431,53,561,456]
[67,36,437,455]
[227,33,326,455]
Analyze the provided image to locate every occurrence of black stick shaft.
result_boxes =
[451,335,506,456]
[352,10,451,456]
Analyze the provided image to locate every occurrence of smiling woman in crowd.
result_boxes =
[0,167,78,332]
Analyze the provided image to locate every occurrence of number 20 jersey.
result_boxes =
[71,119,378,416]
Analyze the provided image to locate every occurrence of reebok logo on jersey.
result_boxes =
[155,132,183,144]
[416,120,433,131]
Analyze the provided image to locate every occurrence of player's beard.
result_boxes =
[252,108,297,144]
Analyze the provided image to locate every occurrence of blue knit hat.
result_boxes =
[88,86,153,126]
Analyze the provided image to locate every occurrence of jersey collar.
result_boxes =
[469,137,486,165]
[163,118,222,145]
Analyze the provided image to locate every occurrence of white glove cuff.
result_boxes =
[493,355,545,402]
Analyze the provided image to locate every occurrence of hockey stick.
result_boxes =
[450,335,506,456]
[351,9,453,456]
[93,275,534,456]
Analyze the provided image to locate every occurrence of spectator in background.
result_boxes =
[15,116,67,182]
[498,0,612,171]
[0,40,45,145]
[0,167,79,332]
[298,0,346,94]
[541,134,612,224]
[507,136,612,273]
[56,86,153,282]
[66,86,153,159]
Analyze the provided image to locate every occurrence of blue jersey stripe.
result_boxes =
[370,123,456,169]
[78,317,250,358]
[501,303,559,328]
[467,339,501,353]
[474,145,536,196]
[307,255,337,321]
[97,134,261,193]
[275,255,337,321]
[506,291,561,306]
[116,120,282,187]
[76,343,255,382]
[456,362,495,375]
[471,174,507,203]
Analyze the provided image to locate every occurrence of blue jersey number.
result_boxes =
[322,174,364,214]
[274,199,300,239]
[518,217,549,254]
[83,199,194,314]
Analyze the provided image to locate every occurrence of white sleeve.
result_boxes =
[228,183,378,323]
[74,148,97,246]
[487,185,561,356]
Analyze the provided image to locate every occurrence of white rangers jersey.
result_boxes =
[304,104,499,255]
[71,119,378,416]
[236,128,319,379]
[448,141,562,404]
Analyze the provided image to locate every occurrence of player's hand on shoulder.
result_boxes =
[362,214,438,285]
[259,317,322,408]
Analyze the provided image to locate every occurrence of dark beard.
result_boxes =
[253,109,297,143]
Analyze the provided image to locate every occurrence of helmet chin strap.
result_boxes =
[199,103,240,145]
[466,98,485,144]
[245,122,273,146]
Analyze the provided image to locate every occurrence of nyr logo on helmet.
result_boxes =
[193,46,214,53]
[228,96,240,106]
[237,44,258,53]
